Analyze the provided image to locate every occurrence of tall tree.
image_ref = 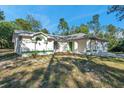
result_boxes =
[106,24,118,50]
[15,18,32,31]
[107,6,124,52]
[107,5,124,21]
[58,18,69,35]
[87,14,101,36]
[26,15,42,32]
[0,9,5,21]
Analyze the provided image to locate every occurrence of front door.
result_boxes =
[69,42,74,51]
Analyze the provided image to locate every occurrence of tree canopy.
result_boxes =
[15,18,32,31]
[87,14,101,36]
[70,24,89,34]
[107,5,124,21]
[0,22,17,48]
[58,18,69,35]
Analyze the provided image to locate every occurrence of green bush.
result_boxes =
[110,39,124,52]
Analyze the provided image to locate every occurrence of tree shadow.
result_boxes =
[1,54,124,88]
[40,54,55,87]
[0,71,28,88]
[49,59,74,88]
[40,54,74,88]
[71,56,124,87]
[24,68,45,87]
[0,68,45,88]
[0,58,33,71]
[0,53,19,62]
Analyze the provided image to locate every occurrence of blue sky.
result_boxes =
[0,5,124,33]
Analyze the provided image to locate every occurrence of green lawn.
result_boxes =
[0,50,124,88]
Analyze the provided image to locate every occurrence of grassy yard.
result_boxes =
[0,50,124,88]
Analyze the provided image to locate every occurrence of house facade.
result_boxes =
[12,30,108,56]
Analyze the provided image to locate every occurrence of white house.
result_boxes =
[12,30,108,56]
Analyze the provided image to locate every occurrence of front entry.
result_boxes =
[69,42,74,52]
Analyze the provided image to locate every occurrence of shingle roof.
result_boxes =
[14,30,48,37]
[13,30,107,42]
[50,33,86,42]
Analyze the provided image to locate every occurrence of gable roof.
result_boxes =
[12,30,51,42]
[14,30,48,37]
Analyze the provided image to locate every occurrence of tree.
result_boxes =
[97,31,104,39]
[72,26,80,34]
[0,9,5,21]
[111,39,124,52]
[0,22,17,48]
[107,5,124,21]
[107,24,117,36]
[87,14,101,36]
[107,6,124,52]
[106,24,118,51]
[26,15,42,32]
[58,18,69,35]
[15,18,32,31]
[40,28,49,34]
[76,24,89,34]
[69,24,89,35]
[80,24,89,34]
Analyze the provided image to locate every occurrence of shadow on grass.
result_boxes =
[0,53,19,62]
[100,57,124,63]
[0,68,45,88]
[40,54,74,88]
[0,54,124,88]
[0,71,28,88]
[72,56,124,87]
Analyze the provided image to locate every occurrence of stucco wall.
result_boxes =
[73,41,78,53]
[77,39,87,53]
[18,34,54,54]
[56,42,69,52]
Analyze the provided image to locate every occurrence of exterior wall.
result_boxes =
[86,39,108,53]
[20,37,35,52]
[76,39,87,53]
[15,36,20,53]
[73,41,78,53]
[17,34,54,55]
[56,42,69,52]
[46,40,54,51]
[56,39,88,54]
[15,33,108,55]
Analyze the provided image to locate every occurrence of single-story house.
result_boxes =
[12,30,108,56]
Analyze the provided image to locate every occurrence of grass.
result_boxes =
[0,50,124,88]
